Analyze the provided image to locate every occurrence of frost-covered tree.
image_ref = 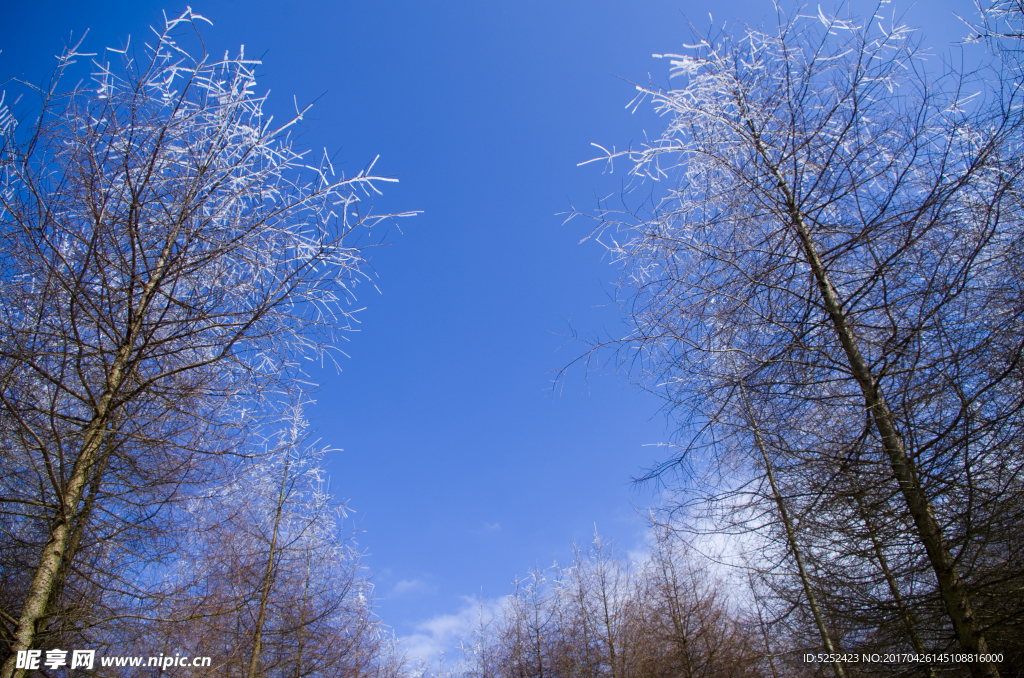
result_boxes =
[145,399,402,678]
[576,5,1023,677]
[0,11,410,677]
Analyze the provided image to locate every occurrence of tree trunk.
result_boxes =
[746,399,848,678]
[854,492,937,678]
[1,235,178,678]
[2,405,115,678]
[247,457,291,678]
[748,573,781,678]
[652,537,697,678]
[752,133,1001,678]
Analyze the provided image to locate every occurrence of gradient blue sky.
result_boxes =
[1,0,974,664]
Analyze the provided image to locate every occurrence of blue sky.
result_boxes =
[1,0,975,665]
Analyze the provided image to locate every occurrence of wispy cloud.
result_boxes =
[398,595,507,669]
[470,521,501,537]
[390,578,437,598]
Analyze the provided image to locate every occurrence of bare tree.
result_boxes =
[0,11,411,676]
[500,568,555,678]
[458,598,498,678]
[108,397,399,678]
[743,396,848,678]
[639,524,765,678]
[464,529,766,678]
[576,5,1023,677]
[168,399,399,678]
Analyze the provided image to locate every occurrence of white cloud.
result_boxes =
[398,595,508,669]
